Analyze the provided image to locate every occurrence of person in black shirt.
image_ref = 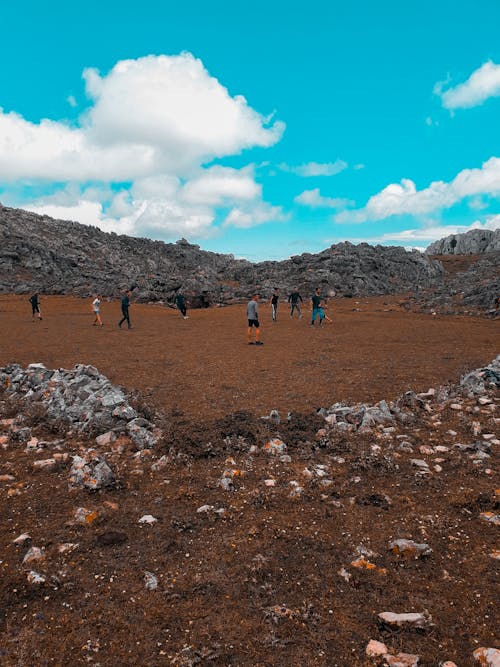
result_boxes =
[288,288,303,318]
[270,288,279,321]
[118,290,132,329]
[311,287,324,326]
[29,293,42,321]
[175,292,188,319]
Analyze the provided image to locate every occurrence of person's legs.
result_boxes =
[119,307,130,328]
[272,304,277,321]
[297,304,302,318]
[311,307,319,325]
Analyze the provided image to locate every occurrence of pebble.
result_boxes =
[479,512,500,526]
[144,571,158,590]
[74,507,99,524]
[473,647,500,666]
[365,639,388,657]
[22,546,44,565]
[138,514,158,524]
[32,458,57,470]
[384,654,420,667]
[264,438,287,455]
[378,611,433,629]
[388,539,432,558]
[27,570,46,585]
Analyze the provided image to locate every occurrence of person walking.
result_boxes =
[311,287,324,326]
[175,291,189,319]
[118,290,132,329]
[29,293,42,321]
[247,293,263,345]
[288,288,303,318]
[271,288,280,321]
[92,295,103,326]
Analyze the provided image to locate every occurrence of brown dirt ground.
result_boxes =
[0,294,498,419]
[0,294,498,666]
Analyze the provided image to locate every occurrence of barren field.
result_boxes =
[0,294,498,666]
[0,295,497,418]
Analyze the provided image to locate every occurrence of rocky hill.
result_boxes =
[0,205,443,304]
[426,227,500,255]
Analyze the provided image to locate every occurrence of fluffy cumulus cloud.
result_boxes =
[336,157,500,223]
[0,53,286,240]
[280,160,348,177]
[223,202,289,229]
[294,188,353,208]
[435,61,500,110]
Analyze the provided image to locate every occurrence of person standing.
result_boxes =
[92,295,103,326]
[118,290,132,329]
[175,292,189,319]
[288,288,303,318]
[311,287,324,326]
[29,293,42,321]
[271,288,280,321]
[247,293,263,345]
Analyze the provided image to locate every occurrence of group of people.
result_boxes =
[247,287,333,345]
[29,287,330,344]
[91,290,188,330]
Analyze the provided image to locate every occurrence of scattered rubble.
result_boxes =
[0,355,498,664]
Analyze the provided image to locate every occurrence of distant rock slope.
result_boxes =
[426,228,500,255]
[0,205,443,304]
[409,252,500,315]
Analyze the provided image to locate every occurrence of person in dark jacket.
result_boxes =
[310,287,324,326]
[118,290,132,329]
[271,288,279,321]
[288,288,303,318]
[175,292,188,319]
[29,293,42,321]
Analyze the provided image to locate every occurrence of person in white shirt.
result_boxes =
[92,295,103,327]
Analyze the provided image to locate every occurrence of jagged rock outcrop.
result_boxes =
[0,204,443,304]
[426,228,500,255]
[406,252,500,315]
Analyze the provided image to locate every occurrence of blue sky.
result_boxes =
[1,0,500,260]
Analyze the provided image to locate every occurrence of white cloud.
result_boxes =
[25,200,108,228]
[1,53,286,240]
[224,202,289,229]
[280,160,348,177]
[67,95,77,108]
[294,188,353,208]
[336,157,500,223]
[179,166,260,205]
[435,61,500,109]
[83,54,284,171]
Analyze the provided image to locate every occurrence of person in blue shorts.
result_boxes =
[311,287,324,326]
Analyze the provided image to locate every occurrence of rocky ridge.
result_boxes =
[0,357,498,664]
[407,252,500,316]
[426,228,500,255]
[0,204,443,304]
